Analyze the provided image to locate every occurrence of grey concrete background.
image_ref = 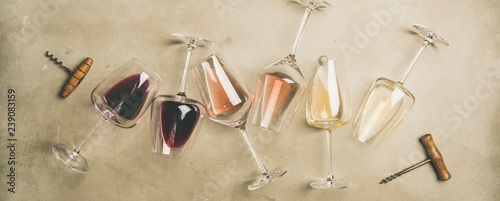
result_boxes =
[1,0,499,200]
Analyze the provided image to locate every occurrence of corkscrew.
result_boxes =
[380,134,451,184]
[45,51,94,98]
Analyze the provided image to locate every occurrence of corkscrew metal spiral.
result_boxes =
[380,159,431,184]
[46,51,72,74]
[45,51,94,98]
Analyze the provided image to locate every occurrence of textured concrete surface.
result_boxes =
[1,0,499,200]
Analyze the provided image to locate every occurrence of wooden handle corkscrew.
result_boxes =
[419,134,452,181]
[60,57,93,97]
[380,134,451,184]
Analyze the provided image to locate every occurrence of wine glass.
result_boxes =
[191,54,287,190]
[249,0,331,133]
[353,24,450,148]
[52,58,162,173]
[150,34,212,158]
[307,56,351,189]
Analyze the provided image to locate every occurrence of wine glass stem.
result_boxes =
[290,7,313,57]
[400,40,430,83]
[179,45,195,94]
[326,129,335,181]
[75,118,105,153]
[239,126,269,175]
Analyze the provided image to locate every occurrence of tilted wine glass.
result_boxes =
[191,54,287,190]
[150,34,212,158]
[53,58,162,173]
[249,0,331,133]
[353,24,450,148]
[307,56,351,189]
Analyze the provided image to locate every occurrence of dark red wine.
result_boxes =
[103,74,150,120]
[160,101,201,148]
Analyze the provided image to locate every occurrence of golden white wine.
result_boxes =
[353,78,415,147]
[306,59,350,129]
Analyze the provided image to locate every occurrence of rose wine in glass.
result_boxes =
[192,54,287,190]
[353,24,450,148]
[53,58,162,173]
[249,0,331,133]
[199,56,250,126]
[150,34,211,157]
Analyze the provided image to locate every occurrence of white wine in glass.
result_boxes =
[307,56,351,189]
[353,24,450,148]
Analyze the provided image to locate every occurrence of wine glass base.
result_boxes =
[412,24,450,46]
[52,143,89,174]
[248,168,288,190]
[310,180,351,189]
[171,33,214,47]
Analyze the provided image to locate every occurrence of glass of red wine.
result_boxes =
[52,58,162,173]
[150,34,212,158]
[191,54,287,190]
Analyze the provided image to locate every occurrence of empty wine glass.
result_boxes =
[249,0,331,133]
[150,34,212,158]
[52,58,162,173]
[353,24,450,148]
[192,54,287,190]
[307,56,351,189]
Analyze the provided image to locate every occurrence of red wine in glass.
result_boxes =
[53,58,162,174]
[160,99,201,148]
[151,94,205,156]
[103,73,150,120]
[150,34,211,157]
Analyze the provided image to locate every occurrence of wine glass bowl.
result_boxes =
[191,54,253,127]
[92,59,162,128]
[306,55,351,189]
[150,95,205,157]
[306,56,350,129]
[249,59,307,133]
[353,78,415,147]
